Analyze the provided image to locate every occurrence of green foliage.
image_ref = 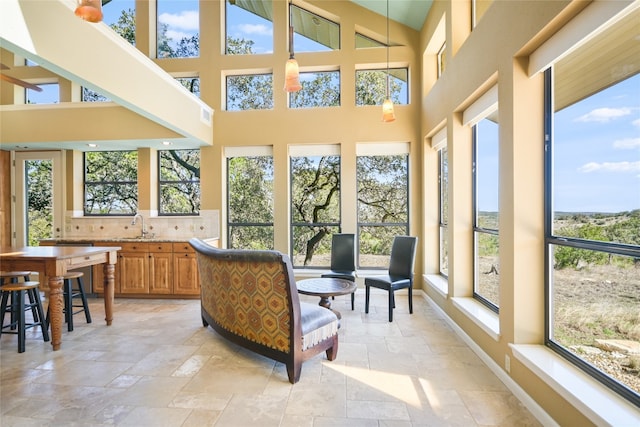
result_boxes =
[554,215,640,269]
[26,160,52,245]
[355,70,403,105]
[84,151,138,215]
[357,155,408,224]
[227,156,274,249]
[290,72,340,108]
[159,150,200,215]
[291,156,340,265]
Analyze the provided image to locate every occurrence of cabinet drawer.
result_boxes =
[119,242,150,252]
[172,242,194,253]
[149,242,172,253]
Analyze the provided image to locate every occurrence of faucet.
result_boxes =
[131,212,148,238]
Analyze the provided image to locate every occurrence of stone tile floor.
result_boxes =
[0,292,542,426]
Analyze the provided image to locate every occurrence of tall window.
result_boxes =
[227,150,274,250]
[84,151,138,215]
[290,71,340,108]
[545,7,640,405]
[473,116,500,311]
[25,160,53,246]
[226,73,273,111]
[290,149,341,268]
[159,150,200,215]
[357,148,409,268]
[355,69,408,106]
[157,0,199,58]
[439,146,449,276]
[225,0,273,55]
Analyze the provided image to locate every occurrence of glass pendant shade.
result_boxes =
[284,58,302,92]
[382,98,396,122]
[75,0,103,23]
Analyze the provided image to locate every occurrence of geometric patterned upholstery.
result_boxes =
[199,255,292,353]
[191,238,339,384]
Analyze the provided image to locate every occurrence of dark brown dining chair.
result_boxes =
[321,233,356,310]
[364,236,418,322]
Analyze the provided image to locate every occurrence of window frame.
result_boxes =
[472,119,500,313]
[356,145,410,269]
[157,149,201,216]
[83,151,138,216]
[226,148,275,250]
[543,68,640,406]
[289,147,342,268]
[438,146,449,277]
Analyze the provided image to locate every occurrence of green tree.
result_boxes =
[160,150,200,215]
[291,156,340,265]
[26,160,53,245]
[228,156,274,250]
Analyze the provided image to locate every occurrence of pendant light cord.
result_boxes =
[386,0,390,99]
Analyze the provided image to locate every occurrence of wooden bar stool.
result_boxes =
[0,271,33,330]
[0,281,50,353]
[47,271,92,332]
[0,271,32,284]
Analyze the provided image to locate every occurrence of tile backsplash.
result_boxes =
[62,210,219,240]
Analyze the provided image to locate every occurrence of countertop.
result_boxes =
[40,237,218,244]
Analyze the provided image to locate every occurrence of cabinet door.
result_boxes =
[173,252,200,295]
[119,252,149,294]
[149,252,173,294]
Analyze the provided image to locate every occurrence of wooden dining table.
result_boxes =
[0,245,120,350]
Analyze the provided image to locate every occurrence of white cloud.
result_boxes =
[236,23,272,36]
[159,11,199,31]
[166,30,192,43]
[578,161,640,173]
[632,117,640,127]
[613,138,640,150]
[575,107,632,123]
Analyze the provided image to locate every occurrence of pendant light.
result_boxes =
[382,0,396,122]
[284,1,302,92]
[75,0,103,23]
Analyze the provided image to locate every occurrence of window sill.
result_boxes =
[451,297,500,341]
[424,274,448,297]
[511,344,640,426]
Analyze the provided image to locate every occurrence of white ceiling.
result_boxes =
[349,0,433,31]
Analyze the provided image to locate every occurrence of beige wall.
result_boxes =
[419,1,614,425]
[0,1,633,424]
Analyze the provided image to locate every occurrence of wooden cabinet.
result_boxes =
[119,243,150,294]
[172,242,199,296]
[149,243,173,294]
[45,239,216,298]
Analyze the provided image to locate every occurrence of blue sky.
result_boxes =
[554,73,640,213]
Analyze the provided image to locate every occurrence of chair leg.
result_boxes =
[30,288,50,342]
[64,278,74,332]
[388,290,394,322]
[75,276,92,324]
[17,290,26,353]
[364,285,370,313]
[408,284,413,314]
[0,290,9,339]
[351,291,355,311]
